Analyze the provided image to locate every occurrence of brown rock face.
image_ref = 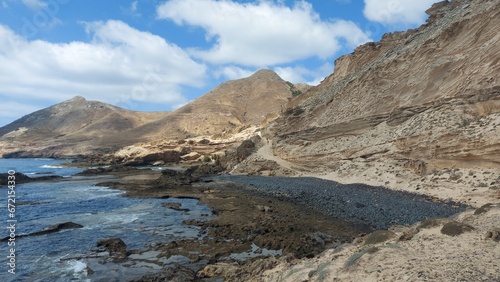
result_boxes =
[268,0,500,175]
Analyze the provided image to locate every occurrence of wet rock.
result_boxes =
[96,238,127,262]
[162,202,190,212]
[440,221,475,236]
[134,265,197,282]
[152,168,197,189]
[75,165,137,176]
[291,232,338,259]
[1,222,83,241]
[0,172,62,186]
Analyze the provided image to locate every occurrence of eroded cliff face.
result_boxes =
[255,0,500,204]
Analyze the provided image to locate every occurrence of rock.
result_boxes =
[151,160,165,166]
[153,168,198,189]
[440,221,475,236]
[236,138,260,161]
[127,150,181,166]
[0,172,63,186]
[96,238,127,261]
[485,228,500,242]
[162,202,190,212]
[133,265,197,282]
[474,203,495,215]
[181,152,201,161]
[364,230,396,245]
[293,232,337,259]
[417,218,451,229]
[1,222,83,241]
[398,228,419,241]
[75,165,137,176]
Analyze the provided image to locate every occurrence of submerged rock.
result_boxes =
[1,222,83,241]
[96,238,128,262]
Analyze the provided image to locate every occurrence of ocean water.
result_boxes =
[0,159,213,281]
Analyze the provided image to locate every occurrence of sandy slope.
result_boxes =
[254,206,500,282]
[226,138,500,281]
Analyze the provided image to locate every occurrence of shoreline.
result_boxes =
[78,164,476,281]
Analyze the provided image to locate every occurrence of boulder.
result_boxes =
[440,221,475,236]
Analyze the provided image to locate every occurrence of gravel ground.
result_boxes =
[214,175,467,230]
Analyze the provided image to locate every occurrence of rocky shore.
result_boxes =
[65,163,478,281]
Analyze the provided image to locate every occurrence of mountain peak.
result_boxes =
[250,69,282,81]
[68,96,86,102]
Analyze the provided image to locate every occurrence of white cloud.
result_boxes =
[131,1,138,12]
[21,0,47,10]
[122,0,141,17]
[363,0,439,26]
[0,21,206,112]
[214,66,255,80]
[0,100,43,122]
[2,1,8,8]
[274,62,333,85]
[157,0,370,67]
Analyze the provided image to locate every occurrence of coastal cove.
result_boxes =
[0,159,214,281]
[0,158,469,281]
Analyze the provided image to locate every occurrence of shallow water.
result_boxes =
[0,159,213,281]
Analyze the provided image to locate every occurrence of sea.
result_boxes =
[0,158,213,282]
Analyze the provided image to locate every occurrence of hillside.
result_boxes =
[0,70,303,158]
[235,0,500,207]
[0,96,168,157]
[128,69,303,140]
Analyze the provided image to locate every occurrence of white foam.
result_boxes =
[67,260,87,273]
[103,213,146,225]
[40,165,64,169]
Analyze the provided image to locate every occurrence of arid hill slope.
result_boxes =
[129,69,301,140]
[0,69,302,157]
[0,96,168,157]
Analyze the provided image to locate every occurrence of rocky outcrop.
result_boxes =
[0,69,302,158]
[1,222,83,241]
[256,0,500,206]
[95,238,128,262]
[0,172,63,186]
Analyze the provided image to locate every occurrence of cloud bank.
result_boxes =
[363,0,438,26]
[0,20,206,116]
[157,0,370,66]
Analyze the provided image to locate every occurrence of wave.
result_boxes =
[40,165,64,169]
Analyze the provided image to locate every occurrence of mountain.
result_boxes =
[239,0,500,204]
[128,69,304,140]
[0,70,303,158]
[0,96,168,157]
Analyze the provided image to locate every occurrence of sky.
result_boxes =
[0,0,440,127]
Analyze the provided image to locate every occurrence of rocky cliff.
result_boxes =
[237,0,500,207]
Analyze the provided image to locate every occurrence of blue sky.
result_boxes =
[0,0,439,126]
